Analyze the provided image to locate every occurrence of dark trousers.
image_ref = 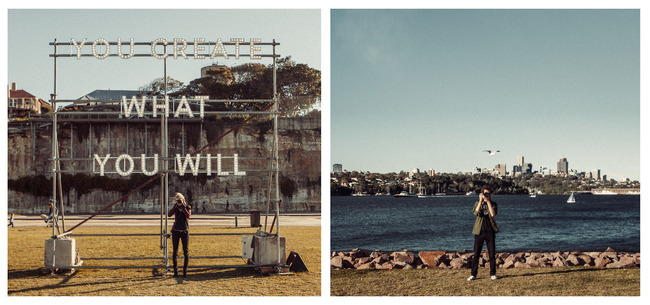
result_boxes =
[172,230,189,275]
[471,229,496,276]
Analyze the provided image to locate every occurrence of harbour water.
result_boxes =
[331,194,640,253]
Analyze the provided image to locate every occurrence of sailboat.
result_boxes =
[435,183,446,196]
[567,192,576,203]
[417,182,433,198]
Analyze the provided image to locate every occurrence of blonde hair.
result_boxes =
[175,193,185,203]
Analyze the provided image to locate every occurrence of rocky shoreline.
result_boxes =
[331,247,640,270]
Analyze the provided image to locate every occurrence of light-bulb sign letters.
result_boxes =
[69,38,267,60]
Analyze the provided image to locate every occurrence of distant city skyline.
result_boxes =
[332,154,628,181]
[331,9,640,181]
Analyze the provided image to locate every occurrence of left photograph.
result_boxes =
[7,9,321,296]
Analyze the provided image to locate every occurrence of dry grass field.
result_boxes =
[331,267,639,296]
[8,226,320,296]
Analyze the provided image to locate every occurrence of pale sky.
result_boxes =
[331,9,640,181]
[7,9,321,101]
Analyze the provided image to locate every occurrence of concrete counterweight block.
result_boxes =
[44,238,80,269]
[252,235,286,266]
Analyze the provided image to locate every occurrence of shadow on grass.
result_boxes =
[8,267,264,295]
[173,267,262,284]
[497,267,601,279]
[8,269,42,280]
[7,269,154,295]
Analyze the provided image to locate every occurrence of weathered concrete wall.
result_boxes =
[8,116,320,214]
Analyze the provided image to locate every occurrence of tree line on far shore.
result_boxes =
[331,171,638,196]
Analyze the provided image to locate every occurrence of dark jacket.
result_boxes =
[169,204,191,232]
[472,200,499,235]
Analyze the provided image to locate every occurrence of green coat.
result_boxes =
[472,200,499,235]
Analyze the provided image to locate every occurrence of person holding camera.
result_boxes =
[468,185,499,281]
[168,192,191,278]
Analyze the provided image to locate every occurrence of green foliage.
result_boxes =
[139,76,184,95]
[173,57,320,117]
[329,171,606,196]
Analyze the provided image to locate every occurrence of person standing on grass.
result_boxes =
[8,213,15,228]
[168,192,191,278]
[468,185,499,281]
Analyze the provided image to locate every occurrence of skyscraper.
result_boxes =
[557,158,568,175]
[591,169,601,180]
[333,164,343,174]
[517,156,525,167]
[494,164,507,177]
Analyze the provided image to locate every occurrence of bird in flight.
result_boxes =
[483,150,500,155]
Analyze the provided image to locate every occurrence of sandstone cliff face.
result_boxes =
[8,117,320,214]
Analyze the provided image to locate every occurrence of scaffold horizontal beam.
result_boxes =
[81,255,243,260]
[53,99,275,104]
[71,232,257,237]
[50,264,266,269]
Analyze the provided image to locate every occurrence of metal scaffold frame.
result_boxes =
[47,38,284,272]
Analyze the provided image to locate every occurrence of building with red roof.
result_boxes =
[7,83,51,118]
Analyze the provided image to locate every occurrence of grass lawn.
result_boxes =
[8,226,320,296]
[331,267,639,296]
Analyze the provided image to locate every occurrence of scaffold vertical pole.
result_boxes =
[50,38,58,274]
[163,49,170,272]
[272,40,281,266]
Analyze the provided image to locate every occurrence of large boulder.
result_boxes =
[342,256,355,267]
[376,262,393,270]
[356,257,373,266]
[553,257,566,267]
[356,262,374,270]
[392,261,408,269]
[527,261,540,268]
[370,250,384,258]
[437,261,450,269]
[537,257,552,267]
[578,254,593,266]
[331,256,344,269]
[392,250,416,264]
[566,254,581,266]
[606,260,636,269]
[372,253,390,265]
[502,259,515,269]
[419,251,446,267]
[594,257,611,268]
[449,257,466,269]
[347,248,369,259]
[525,256,538,265]
[617,255,638,267]
[603,247,617,258]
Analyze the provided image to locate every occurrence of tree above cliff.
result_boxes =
[173,56,320,117]
[139,76,184,96]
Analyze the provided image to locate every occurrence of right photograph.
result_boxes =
[330,9,640,296]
